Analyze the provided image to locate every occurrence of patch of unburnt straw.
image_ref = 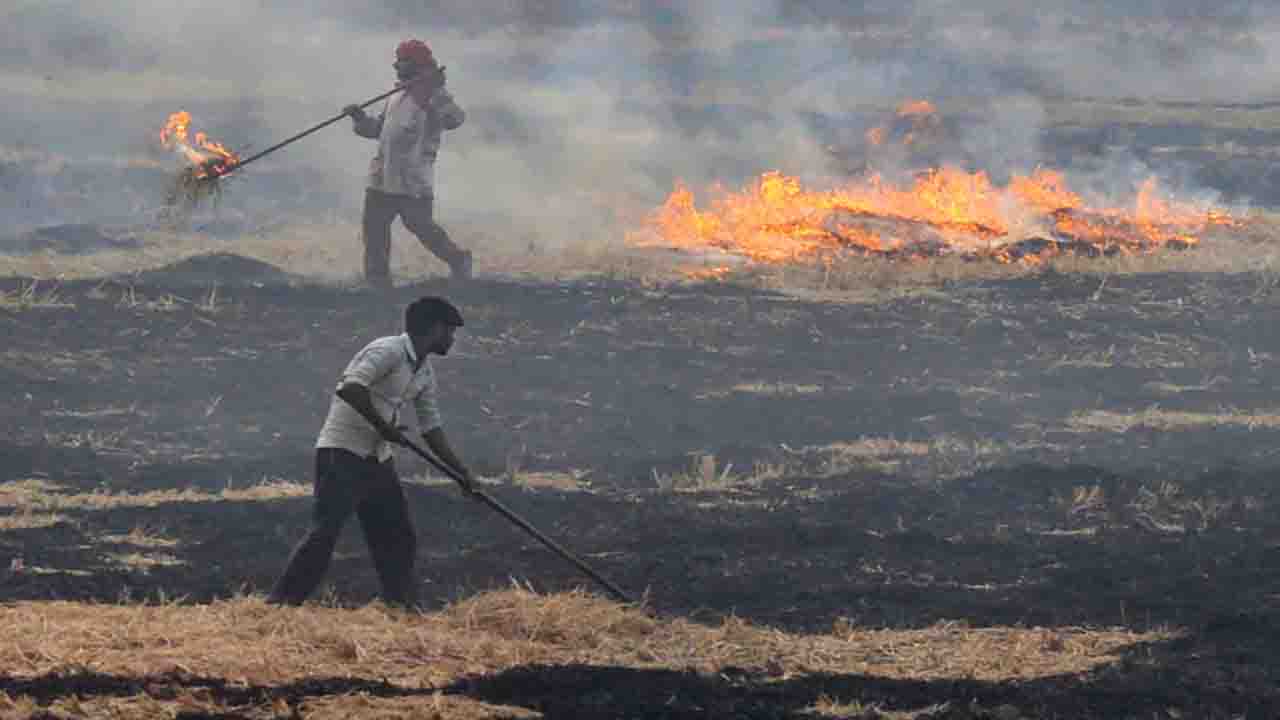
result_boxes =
[0,511,68,531]
[0,280,74,311]
[0,589,1161,719]
[0,477,309,512]
[1068,407,1280,433]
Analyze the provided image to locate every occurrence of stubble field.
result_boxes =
[3,206,1280,717]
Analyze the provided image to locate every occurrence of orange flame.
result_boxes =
[864,98,942,149]
[896,99,937,117]
[628,166,1234,266]
[159,111,241,178]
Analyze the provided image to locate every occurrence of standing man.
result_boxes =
[345,39,471,287]
[268,296,477,608]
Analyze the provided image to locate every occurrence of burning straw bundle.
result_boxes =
[158,111,241,215]
[164,160,231,213]
[157,85,406,213]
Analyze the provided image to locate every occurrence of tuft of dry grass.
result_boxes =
[105,551,186,571]
[696,381,827,398]
[0,280,75,311]
[1128,480,1243,534]
[507,469,591,492]
[1067,407,1280,433]
[0,477,310,513]
[791,435,1017,480]
[0,511,69,531]
[100,525,181,550]
[652,453,756,493]
[647,434,1034,494]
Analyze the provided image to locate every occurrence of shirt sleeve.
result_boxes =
[413,365,443,432]
[338,339,398,388]
[430,89,465,131]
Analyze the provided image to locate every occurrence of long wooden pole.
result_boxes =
[214,85,406,177]
[400,436,633,604]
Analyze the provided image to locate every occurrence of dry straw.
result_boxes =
[163,162,228,215]
[0,588,1162,719]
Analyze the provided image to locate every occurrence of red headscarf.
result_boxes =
[395,39,435,66]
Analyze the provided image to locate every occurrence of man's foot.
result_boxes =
[449,250,473,280]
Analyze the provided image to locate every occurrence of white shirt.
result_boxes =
[315,334,442,461]
[354,87,465,198]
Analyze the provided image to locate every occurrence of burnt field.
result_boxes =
[8,3,1280,714]
[3,255,1280,717]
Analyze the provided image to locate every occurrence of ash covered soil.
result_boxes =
[3,260,1280,716]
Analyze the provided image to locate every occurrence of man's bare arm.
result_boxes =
[422,426,474,490]
[336,382,404,443]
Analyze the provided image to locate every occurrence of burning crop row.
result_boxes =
[627,168,1237,266]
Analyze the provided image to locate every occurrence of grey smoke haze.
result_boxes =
[2,1,1275,241]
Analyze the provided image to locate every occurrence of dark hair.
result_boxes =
[405,296,463,335]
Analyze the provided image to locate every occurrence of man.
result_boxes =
[268,296,477,608]
[345,39,471,287]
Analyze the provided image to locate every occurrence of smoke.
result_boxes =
[2,1,1275,245]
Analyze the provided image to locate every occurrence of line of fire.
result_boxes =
[625,100,1239,272]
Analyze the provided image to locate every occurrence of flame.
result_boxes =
[864,98,943,149]
[653,98,1240,270]
[896,99,937,117]
[1008,169,1082,213]
[629,166,1235,266]
[159,111,240,178]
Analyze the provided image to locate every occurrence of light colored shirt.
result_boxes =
[355,85,465,198]
[315,333,442,461]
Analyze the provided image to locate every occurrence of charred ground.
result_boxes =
[2,258,1280,716]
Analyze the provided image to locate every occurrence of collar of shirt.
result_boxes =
[400,333,421,370]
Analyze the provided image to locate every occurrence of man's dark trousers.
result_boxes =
[270,447,418,607]
[362,188,467,285]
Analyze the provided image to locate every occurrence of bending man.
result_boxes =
[269,296,476,608]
